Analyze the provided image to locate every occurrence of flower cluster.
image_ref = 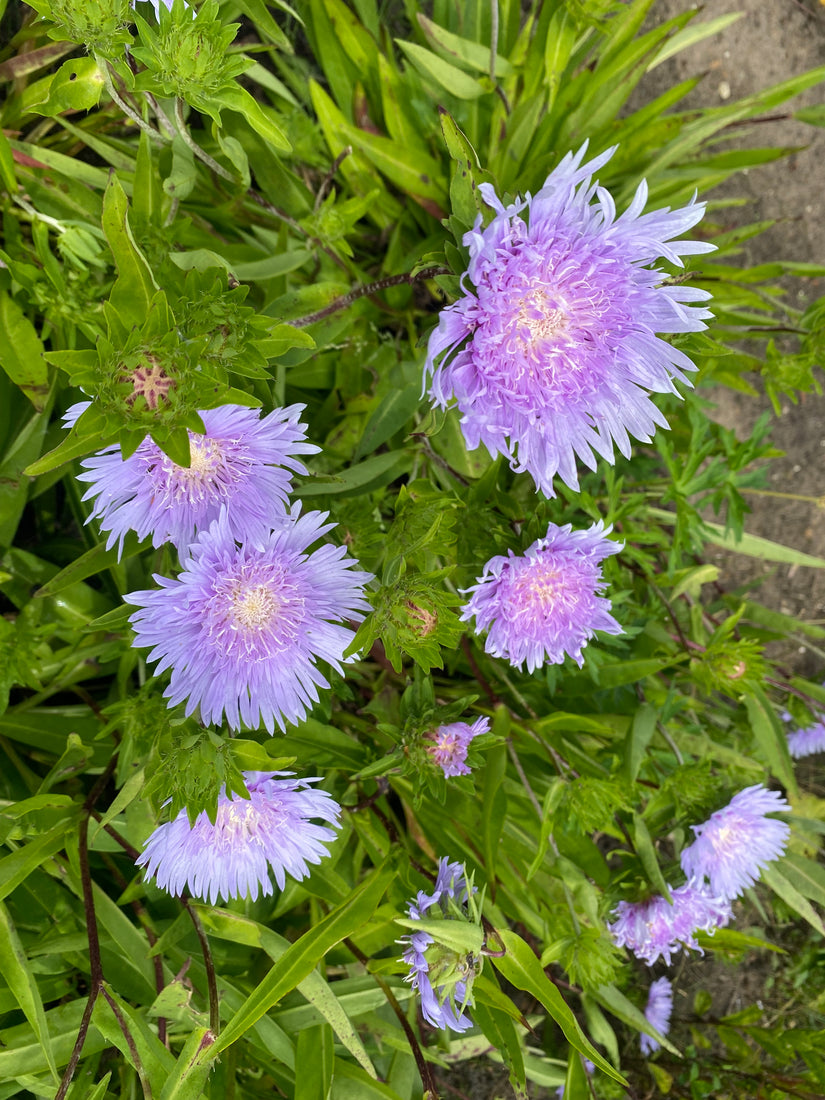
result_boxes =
[400,859,478,1032]
[641,977,673,1056]
[425,142,714,498]
[137,772,341,903]
[462,521,623,671]
[427,716,489,777]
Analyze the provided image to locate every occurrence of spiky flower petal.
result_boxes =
[425,143,714,496]
[641,977,673,1056]
[400,858,475,1032]
[427,717,489,777]
[680,784,790,900]
[77,404,317,554]
[608,882,731,966]
[125,507,371,733]
[461,521,622,671]
[137,771,340,903]
[787,720,825,759]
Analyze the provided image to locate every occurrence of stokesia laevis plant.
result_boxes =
[136,772,341,903]
[608,881,732,966]
[125,506,372,732]
[461,520,623,671]
[425,142,715,496]
[641,977,673,1056]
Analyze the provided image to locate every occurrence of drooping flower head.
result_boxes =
[608,882,731,966]
[125,507,372,733]
[427,716,489,777]
[76,404,317,554]
[425,143,714,497]
[137,771,341,903]
[400,858,478,1032]
[787,719,825,760]
[461,521,623,671]
[641,977,673,1056]
[680,784,790,900]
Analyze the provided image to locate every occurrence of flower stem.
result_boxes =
[102,64,167,143]
[291,267,447,328]
[174,98,237,183]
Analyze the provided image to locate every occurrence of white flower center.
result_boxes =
[515,290,567,347]
[230,582,279,631]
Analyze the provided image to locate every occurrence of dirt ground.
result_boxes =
[643,0,825,678]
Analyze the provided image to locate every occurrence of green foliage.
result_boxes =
[0,0,825,1098]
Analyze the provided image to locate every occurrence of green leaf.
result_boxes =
[396,39,488,100]
[776,852,825,910]
[23,424,116,477]
[297,450,412,497]
[29,56,105,116]
[762,862,825,936]
[491,930,624,1084]
[211,861,395,1055]
[159,1027,217,1100]
[0,130,18,193]
[0,293,49,411]
[0,900,58,1082]
[353,383,421,461]
[295,1024,334,1100]
[593,982,679,1056]
[0,820,77,902]
[623,703,658,781]
[743,686,798,796]
[34,532,146,598]
[102,173,161,327]
[648,508,825,567]
[482,736,508,888]
[394,918,484,955]
[631,813,671,900]
[210,84,291,152]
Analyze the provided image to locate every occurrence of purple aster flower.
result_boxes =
[680,784,790,900]
[787,719,825,759]
[400,857,475,1032]
[425,143,714,497]
[125,506,372,733]
[608,882,731,966]
[427,716,489,777]
[76,404,317,554]
[136,771,340,904]
[640,977,673,1056]
[461,520,622,671]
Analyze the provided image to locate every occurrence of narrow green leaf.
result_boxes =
[102,173,160,326]
[353,384,421,461]
[0,130,18,193]
[394,918,483,955]
[212,862,395,1055]
[0,901,57,1082]
[159,1027,217,1100]
[593,982,679,1056]
[631,813,671,900]
[492,930,625,1084]
[0,293,49,411]
[297,450,412,497]
[35,532,146,598]
[295,1024,333,1100]
[648,508,825,568]
[482,734,508,887]
[397,39,487,100]
[0,821,75,902]
[762,863,825,936]
[743,686,798,796]
[777,852,825,910]
[417,14,513,76]
[213,84,291,152]
[623,703,658,781]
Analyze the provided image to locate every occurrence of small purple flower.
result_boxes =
[680,784,790,900]
[62,400,92,428]
[461,521,622,671]
[641,977,673,1056]
[425,143,714,497]
[787,720,825,759]
[608,882,731,966]
[400,857,475,1032]
[125,507,371,733]
[77,404,317,554]
[427,716,489,777]
[136,771,340,904]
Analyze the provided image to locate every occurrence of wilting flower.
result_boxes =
[126,507,371,733]
[137,771,341,903]
[461,521,622,671]
[425,143,714,497]
[427,716,489,777]
[641,977,673,1056]
[400,858,477,1032]
[787,719,825,759]
[76,404,317,554]
[608,882,731,966]
[680,784,790,900]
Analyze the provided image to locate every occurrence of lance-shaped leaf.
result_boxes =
[102,174,161,328]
